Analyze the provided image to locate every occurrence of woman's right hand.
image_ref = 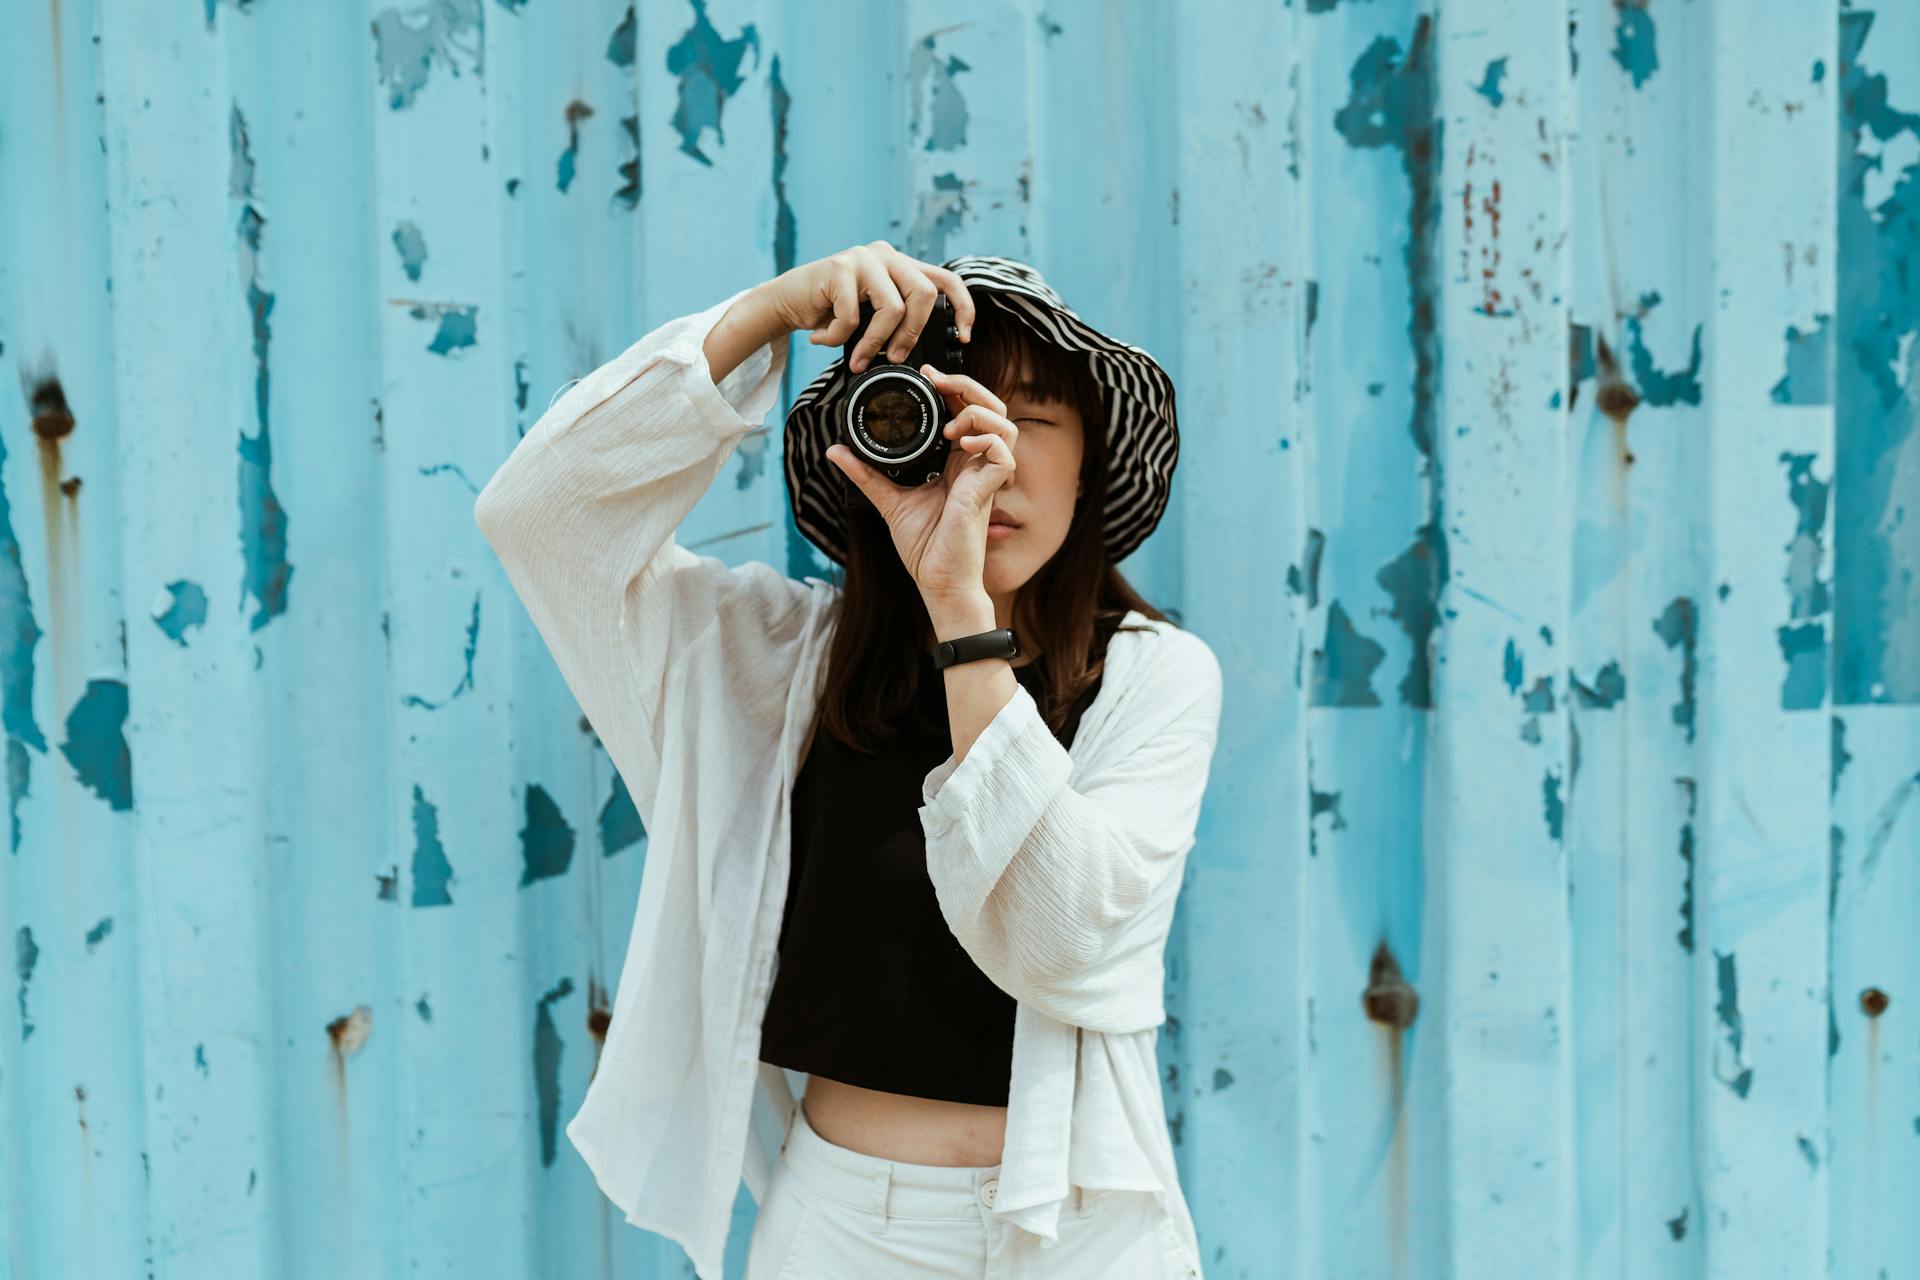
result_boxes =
[755,241,977,374]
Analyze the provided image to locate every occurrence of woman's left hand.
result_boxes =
[825,364,1018,604]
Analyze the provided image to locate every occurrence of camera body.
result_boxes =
[837,295,965,487]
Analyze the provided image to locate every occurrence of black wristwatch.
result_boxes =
[931,627,1021,670]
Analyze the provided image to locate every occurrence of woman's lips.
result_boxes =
[987,521,1018,541]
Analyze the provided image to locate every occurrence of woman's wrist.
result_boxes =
[702,283,790,384]
[923,591,997,643]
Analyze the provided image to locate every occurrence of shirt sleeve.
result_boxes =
[473,286,806,831]
[916,632,1224,1035]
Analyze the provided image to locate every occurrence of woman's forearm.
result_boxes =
[702,284,788,383]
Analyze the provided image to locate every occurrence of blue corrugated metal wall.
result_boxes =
[2,1,1915,1276]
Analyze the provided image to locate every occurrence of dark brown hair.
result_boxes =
[805,292,1168,758]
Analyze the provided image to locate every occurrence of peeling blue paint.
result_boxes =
[1798,1134,1821,1170]
[606,3,635,68]
[1503,638,1524,694]
[909,35,971,153]
[1653,597,1698,742]
[410,784,454,907]
[392,221,428,281]
[1212,1067,1234,1091]
[1308,599,1386,707]
[1568,321,1595,412]
[598,770,645,858]
[1713,950,1754,1098]
[1668,1207,1688,1241]
[519,784,575,886]
[1336,20,1449,709]
[0,392,48,860]
[1473,57,1508,108]
[416,994,432,1022]
[908,172,969,261]
[1832,714,1852,797]
[195,1043,209,1076]
[665,0,760,166]
[371,0,485,111]
[233,105,295,637]
[1543,769,1564,843]
[152,580,209,648]
[15,925,36,1040]
[1569,661,1625,708]
[1769,315,1833,404]
[60,679,132,812]
[534,976,574,1167]
[402,594,479,710]
[1624,294,1703,407]
[557,101,593,194]
[615,113,641,211]
[1284,528,1325,607]
[1779,622,1827,710]
[410,303,478,356]
[1676,777,1696,953]
[1834,11,1920,704]
[85,917,111,951]
[1612,3,1659,89]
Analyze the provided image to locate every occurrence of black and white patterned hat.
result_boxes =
[782,254,1179,568]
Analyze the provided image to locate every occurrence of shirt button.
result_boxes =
[978,1177,998,1208]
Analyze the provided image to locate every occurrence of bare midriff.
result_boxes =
[798,1073,1008,1167]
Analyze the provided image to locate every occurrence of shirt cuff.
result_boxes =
[919,682,1074,911]
[662,286,791,436]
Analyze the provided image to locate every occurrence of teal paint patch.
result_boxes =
[557,101,592,194]
[392,221,428,282]
[606,3,635,68]
[1798,1135,1820,1170]
[195,1043,209,1075]
[409,784,454,907]
[1713,950,1754,1098]
[416,994,432,1022]
[1653,597,1698,742]
[1473,57,1508,108]
[1783,450,1835,609]
[15,924,36,1040]
[411,303,478,356]
[909,34,971,152]
[519,784,576,885]
[665,0,761,166]
[371,0,485,111]
[1813,58,1825,84]
[1568,321,1595,411]
[1831,714,1851,797]
[1624,296,1703,407]
[1305,280,1320,338]
[533,976,574,1167]
[1212,1067,1234,1091]
[233,105,294,635]
[1611,3,1658,89]
[403,595,480,711]
[1769,315,1833,404]
[1307,776,1345,859]
[0,399,49,849]
[1676,778,1696,953]
[1503,637,1523,694]
[152,580,209,647]
[1778,622,1827,709]
[1835,12,1920,703]
[908,172,969,261]
[60,679,132,812]
[1570,660,1625,708]
[1308,600,1386,707]
[84,917,111,951]
[1668,1207,1688,1240]
[1335,20,1450,709]
[1522,676,1555,715]
[1543,769,1564,843]
[598,769,645,858]
[376,866,399,901]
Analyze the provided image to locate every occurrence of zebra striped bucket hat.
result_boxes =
[782,254,1179,568]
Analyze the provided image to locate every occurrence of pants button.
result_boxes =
[979,1177,998,1208]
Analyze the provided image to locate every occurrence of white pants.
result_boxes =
[744,1100,1201,1279]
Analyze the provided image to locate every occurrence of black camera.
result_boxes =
[837,294,966,487]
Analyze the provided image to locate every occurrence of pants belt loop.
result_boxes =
[870,1163,891,1235]
[1075,1182,1094,1218]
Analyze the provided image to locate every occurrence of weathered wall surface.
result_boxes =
[2,1,1914,1277]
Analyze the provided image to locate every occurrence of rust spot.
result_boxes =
[59,476,81,499]
[1592,333,1639,466]
[1861,987,1890,1017]
[565,98,595,127]
[30,378,75,442]
[1363,941,1420,1029]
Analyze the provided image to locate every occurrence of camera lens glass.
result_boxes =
[863,386,923,452]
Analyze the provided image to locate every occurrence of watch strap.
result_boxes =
[931,627,1021,670]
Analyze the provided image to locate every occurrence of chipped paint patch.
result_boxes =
[598,770,645,858]
[233,104,296,635]
[416,994,432,1021]
[1713,950,1754,1098]
[15,925,37,1039]
[558,100,594,194]
[409,302,479,356]
[908,172,970,261]
[1611,1,1658,89]
[1473,57,1508,108]
[402,594,480,710]
[1769,315,1833,404]
[1624,293,1703,406]
[1653,597,1698,742]
[1285,528,1325,607]
[371,0,485,111]
[1778,447,1832,709]
[908,33,971,152]
[615,113,642,211]
[85,917,111,951]
[1676,778,1696,953]
[410,784,454,907]
[665,0,761,166]
[392,221,428,281]
[60,679,132,811]
[152,580,209,648]
[1542,768,1564,842]
[606,3,635,68]
[1569,660,1625,708]
[1309,599,1386,707]
[1376,528,1449,708]
[519,784,576,885]
[0,392,48,859]
[534,976,575,1166]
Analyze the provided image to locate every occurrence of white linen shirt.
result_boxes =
[473,285,1222,1280]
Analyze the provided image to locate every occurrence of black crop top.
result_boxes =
[757,614,1122,1106]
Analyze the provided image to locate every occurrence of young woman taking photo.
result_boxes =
[476,241,1221,1279]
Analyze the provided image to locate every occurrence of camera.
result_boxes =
[838,294,966,487]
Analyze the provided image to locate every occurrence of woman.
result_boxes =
[475,242,1220,1279]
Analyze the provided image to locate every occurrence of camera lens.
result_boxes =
[864,387,921,450]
